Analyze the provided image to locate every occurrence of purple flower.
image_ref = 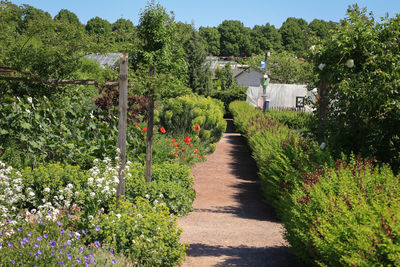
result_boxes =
[8,242,13,247]
[51,251,55,255]
[90,253,94,259]
[94,241,100,248]
[69,232,73,238]
[37,250,42,255]
[28,232,32,237]
[57,221,62,226]
[68,214,72,218]
[48,211,52,216]
[29,253,32,256]
[0,231,2,235]
[17,228,23,231]
[110,249,114,255]
[7,219,12,222]
[43,234,48,239]
[37,236,42,241]
[50,240,56,247]
[112,259,116,264]
[60,229,65,235]
[39,220,44,225]
[34,243,39,248]
[67,253,72,260]
[76,258,82,264]
[80,248,84,253]
[85,255,89,260]
[11,260,15,265]
[95,226,100,231]
[59,262,64,266]
[66,240,71,246]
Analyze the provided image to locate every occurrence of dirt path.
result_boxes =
[178,119,298,267]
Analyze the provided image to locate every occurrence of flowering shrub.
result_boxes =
[0,161,25,219]
[285,156,400,266]
[126,162,195,216]
[158,94,226,145]
[20,158,119,220]
[0,209,127,266]
[93,198,187,267]
[230,101,332,214]
[171,135,204,166]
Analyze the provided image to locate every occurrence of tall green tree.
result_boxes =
[218,20,253,56]
[251,23,283,54]
[309,19,338,42]
[54,9,81,26]
[311,5,400,171]
[279,17,310,56]
[86,16,112,36]
[136,0,188,182]
[199,26,220,56]
[0,1,93,97]
[184,28,212,96]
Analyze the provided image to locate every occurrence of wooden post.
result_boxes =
[262,51,270,113]
[145,64,156,183]
[317,78,328,143]
[117,53,128,200]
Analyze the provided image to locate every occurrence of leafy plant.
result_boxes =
[125,162,195,216]
[93,198,187,267]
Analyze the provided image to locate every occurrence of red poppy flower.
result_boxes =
[141,128,147,132]
[194,124,200,131]
[135,124,139,128]
[184,136,191,144]
[171,138,177,143]
[194,149,199,153]
[197,155,202,159]
[173,142,178,147]
[160,127,166,134]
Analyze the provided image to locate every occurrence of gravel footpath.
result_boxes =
[178,119,298,267]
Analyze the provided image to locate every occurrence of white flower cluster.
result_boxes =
[0,161,25,219]
[85,157,120,207]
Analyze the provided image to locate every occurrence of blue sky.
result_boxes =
[9,0,400,28]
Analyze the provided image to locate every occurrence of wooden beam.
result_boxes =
[145,64,156,183]
[0,76,132,88]
[117,53,129,200]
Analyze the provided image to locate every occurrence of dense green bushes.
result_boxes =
[126,162,195,216]
[230,100,400,266]
[265,109,315,131]
[0,159,192,266]
[94,198,187,267]
[230,101,331,214]
[159,94,226,145]
[285,156,400,266]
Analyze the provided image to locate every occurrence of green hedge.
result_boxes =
[158,94,226,145]
[229,101,400,266]
[126,162,195,216]
[265,109,315,131]
[93,198,187,267]
[285,156,400,266]
[229,101,331,215]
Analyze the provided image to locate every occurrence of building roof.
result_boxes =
[85,53,120,68]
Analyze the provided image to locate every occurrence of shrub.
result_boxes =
[230,101,331,214]
[0,209,125,266]
[0,161,25,219]
[265,109,315,131]
[284,156,400,266]
[126,162,195,216]
[20,158,119,220]
[158,94,226,145]
[93,198,187,267]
